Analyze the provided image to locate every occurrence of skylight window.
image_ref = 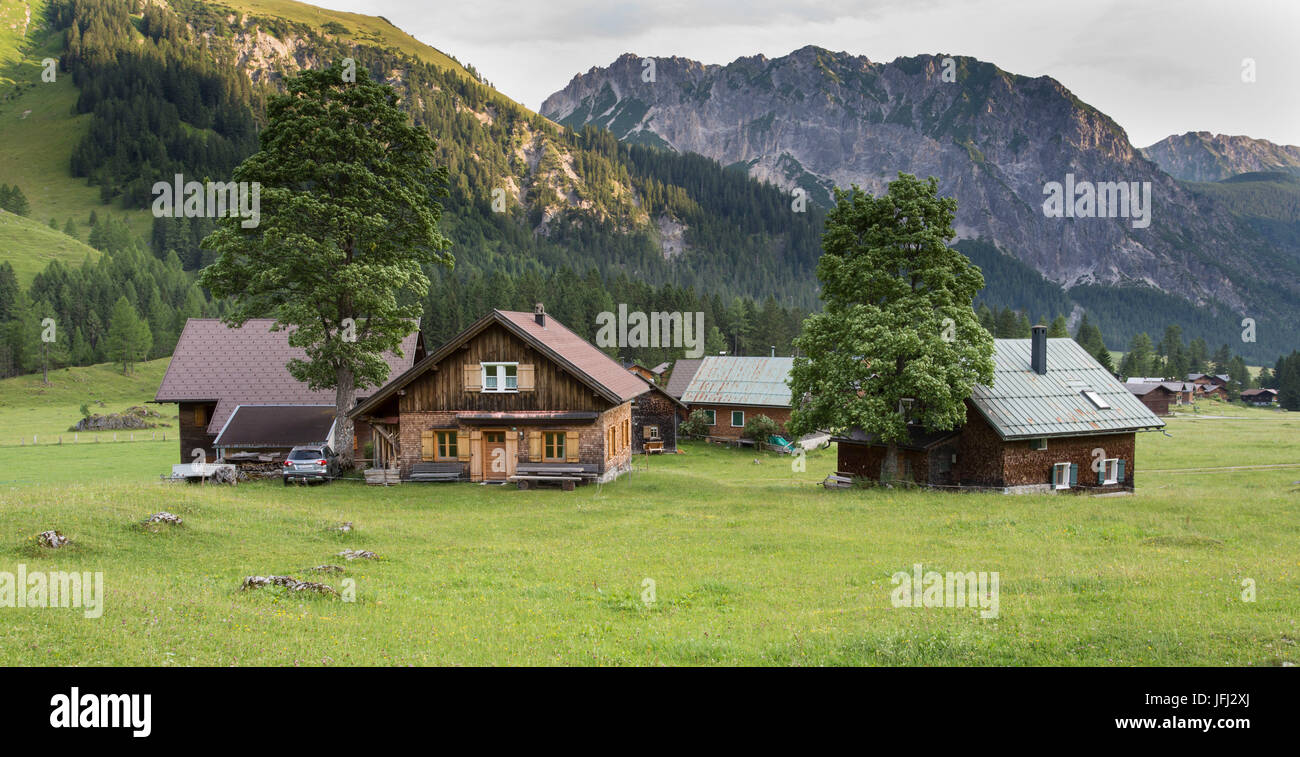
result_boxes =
[1082,390,1110,409]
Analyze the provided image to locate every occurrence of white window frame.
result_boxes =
[1053,462,1071,490]
[481,362,518,393]
[731,410,745,428]
[702,409,716,426]
[1102,458,1119,485]
[646,425,660,440]
[1030,438,1047,451]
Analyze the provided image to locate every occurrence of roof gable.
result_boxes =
[680,356,794,407]
[350,309,648,417]
[970,338,1164,439]
[664,358,703,398]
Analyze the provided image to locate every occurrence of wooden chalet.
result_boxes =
[678,355,794,440]
[1125,382,1176,416]
[834,327,1165,493]
[1240,388,1278,406]
[347,305,650,484]
[152,319,422,463]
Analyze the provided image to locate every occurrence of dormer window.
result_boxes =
[482,362,518,392]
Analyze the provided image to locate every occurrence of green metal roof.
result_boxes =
[680,356,794,407]
[970,338,1165,439]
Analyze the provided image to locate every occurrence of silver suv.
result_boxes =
[283,446,341,485]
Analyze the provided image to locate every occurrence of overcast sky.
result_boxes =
[312,0,1300,148]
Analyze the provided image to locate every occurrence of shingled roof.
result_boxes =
[970,338,1164,440]
[349,308,649,418]
[664,358,703,399]
[154,319,421,434]
[679,356,794,407]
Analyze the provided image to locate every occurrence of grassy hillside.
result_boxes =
[0,421,1296,665]
[0,357,172,443]
[0,0,152,252]
[0,209,99,285]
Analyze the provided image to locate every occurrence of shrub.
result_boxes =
[680,409,713,438]
[741,414,780,442]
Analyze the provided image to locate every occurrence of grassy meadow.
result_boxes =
[0,390,1297,666]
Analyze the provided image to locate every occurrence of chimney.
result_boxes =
[534,303,545,327]
[770,345,776,357]
[1031,324,1047,375]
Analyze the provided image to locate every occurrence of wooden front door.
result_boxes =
[483,430,509,480]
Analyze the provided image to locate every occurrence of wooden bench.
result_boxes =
[510,462,598,491]
[408,462,463,482]
[509,474,581,491]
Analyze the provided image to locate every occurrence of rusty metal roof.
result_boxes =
[971,339,1165,439]
[679,356,794,407]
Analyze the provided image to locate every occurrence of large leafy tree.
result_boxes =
[201,63,453,464]
[788,173,994,481]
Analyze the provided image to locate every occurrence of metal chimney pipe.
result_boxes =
[1031,325,1047,375]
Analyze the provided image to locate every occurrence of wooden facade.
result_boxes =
[351,310,646,483]
[631,384,681,454]
[837,401,1138,493]
[178,401,218,462]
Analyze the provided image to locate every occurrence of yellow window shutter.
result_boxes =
[565,431,579,462]
[463,364,481,392]
[517,364,535,391]
[528,430,542,462]
[420,430,434,461]
[456,430,470,461]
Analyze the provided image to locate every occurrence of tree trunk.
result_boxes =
[334,365,357,468]
[881,442,899,486]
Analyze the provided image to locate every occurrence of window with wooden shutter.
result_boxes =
[194,405,207,426]
[1116,460,1125,483]
[517,364,535,391]
[528,430,542,462]
[543,431,565,461]
[565,430,579,462]
[420,430,434,461]
[456,430,470,461]
[463,365,481,392]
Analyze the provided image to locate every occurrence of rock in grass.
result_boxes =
[240,575,338,596]
[145,512,183,526]
[331,522,354,533]
[336,549,377,560]
[303,565,344,574]
[37,530,69,549]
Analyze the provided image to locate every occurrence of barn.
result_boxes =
[152,319,422,464]
[834,327,1165,493]
[347,305,649,483]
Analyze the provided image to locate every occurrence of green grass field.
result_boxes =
[0,388,1296,666]
[0,358,172,444]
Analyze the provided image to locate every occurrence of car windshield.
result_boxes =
[289,449,322,460]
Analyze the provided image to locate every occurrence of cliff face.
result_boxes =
[544,47,1299,315]
[1142,132,1300,182]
